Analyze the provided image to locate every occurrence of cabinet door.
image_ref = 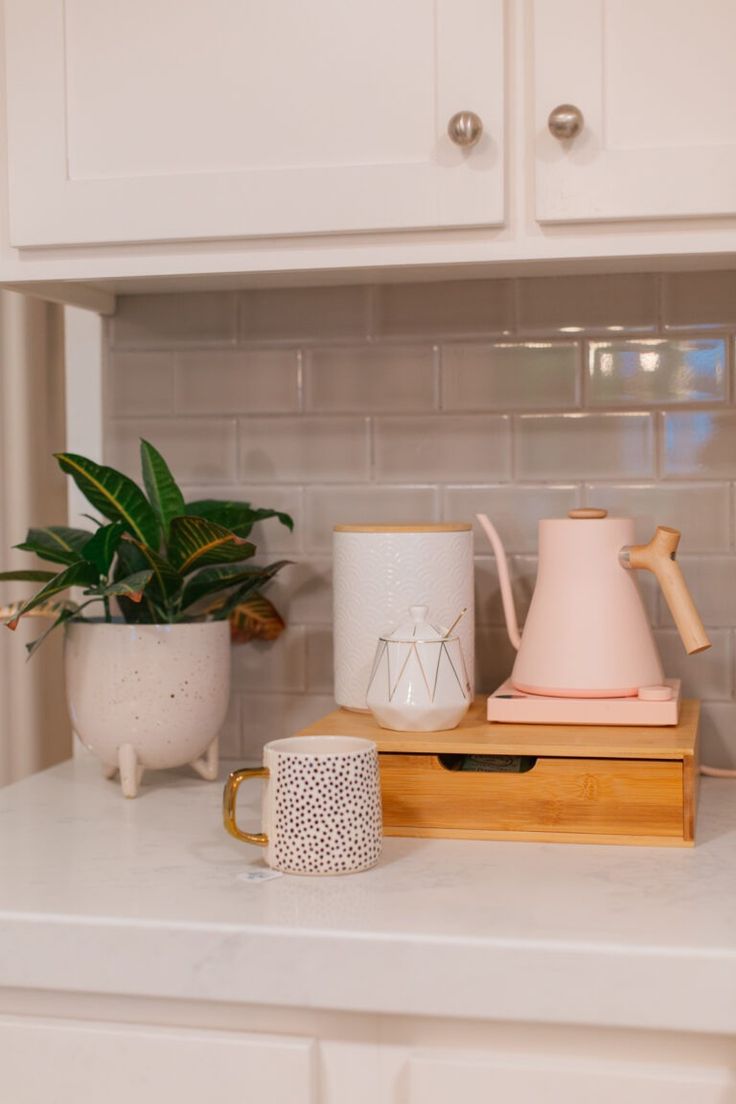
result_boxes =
[3,0,504,248]
[533,0,736,222]
[408,1050,736,1104]
[0,1016,316,1103]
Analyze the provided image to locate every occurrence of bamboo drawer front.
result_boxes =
[299,699,700,847]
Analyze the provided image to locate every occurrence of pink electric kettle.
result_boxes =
[477,508,710,699]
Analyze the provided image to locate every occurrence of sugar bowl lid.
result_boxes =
[383,604,448,643]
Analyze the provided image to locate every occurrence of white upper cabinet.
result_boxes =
[3,0,505,248]
[533,0,736,223]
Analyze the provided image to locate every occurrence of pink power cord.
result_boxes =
[701,764,736,777]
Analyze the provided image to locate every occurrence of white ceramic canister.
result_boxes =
[333,523,474,710]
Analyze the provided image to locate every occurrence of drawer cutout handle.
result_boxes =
[438,754,537,774]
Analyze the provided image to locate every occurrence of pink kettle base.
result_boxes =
[487,678,681,726]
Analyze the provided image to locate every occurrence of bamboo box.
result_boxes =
[298,698,700,847]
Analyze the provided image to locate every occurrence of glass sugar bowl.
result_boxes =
[366,605,471,732]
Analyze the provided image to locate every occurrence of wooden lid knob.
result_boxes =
[568,508,608,519]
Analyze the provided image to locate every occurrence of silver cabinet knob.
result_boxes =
[548,103,584,140]
[447,111,483,148]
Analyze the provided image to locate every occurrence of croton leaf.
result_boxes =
[179,560,289,612]
[15,526,92,566]
[0,596,78,623]
[24,602,94,659]
[124,538,182,601]
[0,570,58,583]
[185,499,294,538]
[81,521,125,576]
[4,560,98,630]
[207,560,286,622]
[228,592,285,643]
[114,542,154,623]
[168,516,255,574]
[54,453,160,549]
[90,569,154,604]
[140,439,186,537]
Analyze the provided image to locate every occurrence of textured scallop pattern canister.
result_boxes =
[333,525,474,710]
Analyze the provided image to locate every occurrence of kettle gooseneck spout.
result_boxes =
[475,514,521,651]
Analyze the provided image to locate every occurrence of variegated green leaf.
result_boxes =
[81,521,125,575]
[168,516,254,574]
[125,539,182,601]
[25,603,94,658]
[0,596,77,623]
[88,570,154,604]
[4,561,98,630]
[55,453,160,549]
[15,526,91,566]
[180,560,289,612]
[185,499,293,538]
[0,570,58,583]
[228,592,285,643]
[140,439,185,537]
[114,542,155,623]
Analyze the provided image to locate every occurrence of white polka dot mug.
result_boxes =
[223,736,383,875]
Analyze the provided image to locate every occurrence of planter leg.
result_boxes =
[191,736,219,782]
[118,744,143,798]
[102,763,118,780]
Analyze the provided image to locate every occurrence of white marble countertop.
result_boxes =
[1,756,735,1033]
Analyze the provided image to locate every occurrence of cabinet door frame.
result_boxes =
[3,0,505,247]
[533,0,736,223]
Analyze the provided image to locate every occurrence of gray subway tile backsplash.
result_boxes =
[239,285,369,343]
[303,485,440,551]
[107,417,238,483]
[516,273,658,335]
[238,415,370,483]
[374,279,514,338]
[657,557,736,629]
[442,341,579,411]
[443,484,580,552]
[515,413,655,480]
[663,271,736,330]
[584,482,731,551]
[587,338,727,406]
[113,292,238,348]
[661,410,736,478]
[105,270,736,765]
[108,351,174,416]
[374,414,511,482]
[175,348,300,414]
[305,344,436,412]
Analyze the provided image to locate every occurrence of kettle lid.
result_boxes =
[567,508,608,519]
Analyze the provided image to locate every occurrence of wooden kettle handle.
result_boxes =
[625,527,711,655]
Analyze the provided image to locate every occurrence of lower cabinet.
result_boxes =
[1,1010,734,1103]
[408,1050,736,1104]
[0,1016,316,1104]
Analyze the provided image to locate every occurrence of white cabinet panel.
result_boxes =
[0,1016,316,1103]
[408,1049,736,1104]
[534,0,736,222]
[3,0,504,247]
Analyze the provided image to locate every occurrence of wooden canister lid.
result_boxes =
[333,522,472,533]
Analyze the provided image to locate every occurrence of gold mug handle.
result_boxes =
[223,767,269,846]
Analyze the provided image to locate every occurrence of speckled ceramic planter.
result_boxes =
[65,620,231,798]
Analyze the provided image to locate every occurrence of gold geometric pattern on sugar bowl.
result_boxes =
[367,637,471,704]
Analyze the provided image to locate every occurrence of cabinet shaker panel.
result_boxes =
[0,1016,316,1103]
[534,0,736,223]
[3,0,505,247]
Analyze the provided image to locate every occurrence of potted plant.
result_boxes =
[0,440,291,797]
